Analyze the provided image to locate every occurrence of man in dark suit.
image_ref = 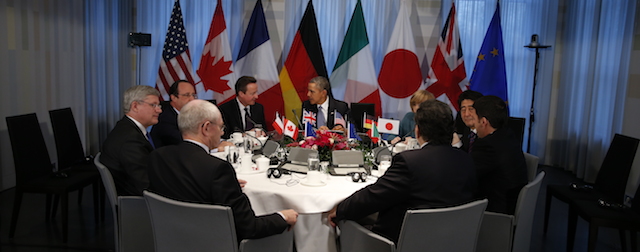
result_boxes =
[472,95,528,214]
[218,76,266,139]
[147,99,298,240]
[302,76,350,131]
[149,80,197,148]
[101,85,162,196]
[329,100,477,242]
[456,90,484,152]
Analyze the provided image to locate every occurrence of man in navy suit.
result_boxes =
[219,76,266,139]
[301,76,350,131]
[149,80,196,148]
[101,85,162,196]
[147,99,298,240]
[329,100,477,242]
[471,95,527,214]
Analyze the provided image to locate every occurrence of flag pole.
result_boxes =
[524,34,551,153]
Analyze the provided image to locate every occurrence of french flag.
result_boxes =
[235,0,283,131]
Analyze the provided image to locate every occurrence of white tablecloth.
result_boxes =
[236,171,376,252]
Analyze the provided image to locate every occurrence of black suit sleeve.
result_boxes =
[336,154,411,221]
[211,162,288,240]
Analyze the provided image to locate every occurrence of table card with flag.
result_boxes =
[303,110,317,129]
[377,118,400,135]
[334,111,346,128]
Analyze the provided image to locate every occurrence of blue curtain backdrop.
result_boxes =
[125,0,634,181]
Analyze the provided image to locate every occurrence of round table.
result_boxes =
[236,170,376,252]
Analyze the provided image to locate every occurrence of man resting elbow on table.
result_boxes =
[328,100,478,243]
[147,99,297,240]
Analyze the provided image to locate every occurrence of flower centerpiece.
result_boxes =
[286,130,354,161]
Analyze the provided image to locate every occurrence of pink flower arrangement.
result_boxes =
[286,130,352,161]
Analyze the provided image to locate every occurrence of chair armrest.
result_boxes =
[239,229,294,252]
[476,211,515,252]
[338,220,395,252]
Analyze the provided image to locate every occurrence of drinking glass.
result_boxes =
[377,155,392,176]
[307,153,321,184]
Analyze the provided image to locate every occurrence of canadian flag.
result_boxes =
[377,118,400,135]
[272,112,284,134]
[283,118,298,140]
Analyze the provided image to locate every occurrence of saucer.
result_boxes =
[236,165,266,175]
[300,180,327,187]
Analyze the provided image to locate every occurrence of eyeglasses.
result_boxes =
[178,93,198,99]
[203,121,225,132]
[137,100,162,109]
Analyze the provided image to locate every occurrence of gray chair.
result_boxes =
[523,153,539,182]
[143,190,293,252]
[338,199,488,252]
[476,171,546,252]
[94,153,154,252]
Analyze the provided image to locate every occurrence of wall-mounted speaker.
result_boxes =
[129,32,151,47]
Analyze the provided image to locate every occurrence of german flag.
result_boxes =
[279,0,327,126]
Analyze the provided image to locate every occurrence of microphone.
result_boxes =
[245,114,260,131]
[292,109,303,127]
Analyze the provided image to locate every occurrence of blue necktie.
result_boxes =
[316,105,325,128]
[147,132,156,149]
[468,131,476,153]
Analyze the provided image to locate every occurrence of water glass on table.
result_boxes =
[307,153,322,184]
[377,155,392,176]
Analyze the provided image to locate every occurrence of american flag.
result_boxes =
[334,111,346,128]
[154,0,199,101]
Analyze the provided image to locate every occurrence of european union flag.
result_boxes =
[305,121,316,138]
[469,3,508,104]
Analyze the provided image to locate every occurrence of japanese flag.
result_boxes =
[377,118,400,135]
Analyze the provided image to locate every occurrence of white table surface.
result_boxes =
[236,169,376,252]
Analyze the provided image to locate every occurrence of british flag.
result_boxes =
[302,110,317,128]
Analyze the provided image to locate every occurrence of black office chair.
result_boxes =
[508,117,526,148]
[568,183,640,252]
[49,108,103,216]
[543,133,639,251]
[6,113,100,243]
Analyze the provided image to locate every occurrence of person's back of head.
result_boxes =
[473,95,508,129]
[414,100,454,145]
[178,99,222,138]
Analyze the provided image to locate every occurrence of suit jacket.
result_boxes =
[301,97,350,129]
[219,99,266,139]
[334,144,477,242]
[147,141,288,240]
[149,105,181,148]
[101,116,153,196]
[471,127,528,214]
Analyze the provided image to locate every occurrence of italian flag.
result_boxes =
[329,0,381,117]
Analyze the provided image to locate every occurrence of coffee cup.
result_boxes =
[232,132,243,143]
[394,143,407,153]
[241,153,254,172]
[256,156,270,171]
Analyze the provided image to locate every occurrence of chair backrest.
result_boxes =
[396,199,488,252]
[239,230,294,252]
[339,220,396,252]
[118,196,154,252]
[143,191,239,252]
[507,117,525,148]
[49,108,86,169]
[94,153,120,251]
[512,171,545,252]
[594,134,640,203]
[95,153,118,210]
[6,113,53,185]
[523,153,539,182]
